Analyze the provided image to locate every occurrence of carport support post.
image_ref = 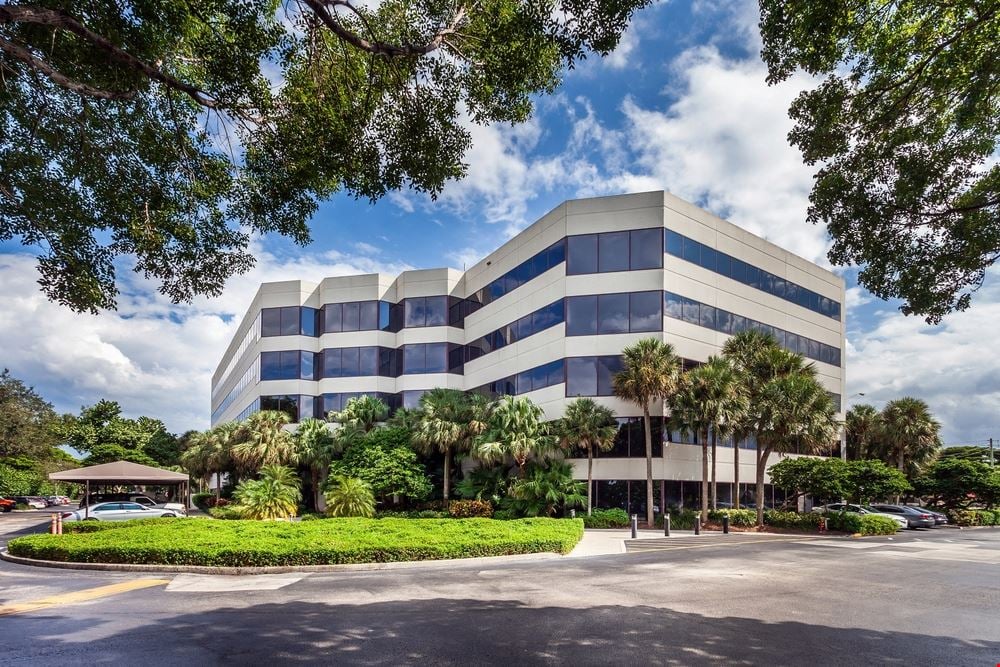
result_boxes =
[664,513,671,537]
[84,480,89,519]
[631,514,638,539]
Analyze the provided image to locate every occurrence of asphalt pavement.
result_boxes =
[0,511,998,666]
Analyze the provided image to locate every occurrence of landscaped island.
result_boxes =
[7,517,584,567]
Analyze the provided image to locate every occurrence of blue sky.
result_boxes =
[1,0,997,446]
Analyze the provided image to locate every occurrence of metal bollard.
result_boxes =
[694,517,701,535]
[630,514,638,539]
[570,509,576,519]
[664,513,671,537]
[722,514,730,534]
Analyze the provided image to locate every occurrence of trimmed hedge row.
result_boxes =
[705,508,899,535]
[581,508,630,528]
[8,517,584,567]
[947,509,1000,527]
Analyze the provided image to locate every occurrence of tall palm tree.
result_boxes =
[612,338,681,527]
[295,417,339,510]
[722,331,780,509]
[232,410,297,473]
[413,388,489,501]
[331,395,388,433]
[879,397,941,477]
[754,367,840,527]
[845,403,882,460]
[206,421,240,499]
[387,406,423,432]
[475,395,554,477]
[179,431,212,492]
[556,398,617,515]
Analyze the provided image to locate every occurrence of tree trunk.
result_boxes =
[443,448,451,502]
[756,446,768,528]
[215,471,221,501]
[312,467,321,511]
[701,428,709,523]
[733,436,741,509]
[643,406,654,528]
[587,445,594,516]
[710,429,717,510]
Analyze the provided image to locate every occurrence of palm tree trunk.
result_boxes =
[710,429,717,510]
[443,448,451,502]
[701,428,709,524]
[733,437,740,509]
[756,446,767,528]
[587,445,594,516]
[215,471,221,501]
[311,467,320,510]
[643,406,654,528]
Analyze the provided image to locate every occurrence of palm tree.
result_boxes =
[179,431,212,492]
[475,395,554,477]
[612,338,681,527]
[324,476,376,517]
[555,398,617,515]
[206,421,240,499]
[879,397,941,477]
[845,403,882,460]
[387,406,423,432]
[722,331,781,509]
[754,367,840,527]
[295,418,339,510]
[331,395,388,433]
[412,388,489,501]
[233,464,302,520]
[232,410,297,473]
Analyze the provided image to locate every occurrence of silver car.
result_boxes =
[62,501,181,522]
[811,503,908,530]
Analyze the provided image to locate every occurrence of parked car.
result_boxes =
[62,502,182,522]
[46,496,70,506]
[868,504,936,529]
[12,496,47,509]
[907,506,949,525]
[0,498,15,512]
[811,503,908,530]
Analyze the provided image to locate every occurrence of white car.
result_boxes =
[812,503,908,530]
[62,501,182,522]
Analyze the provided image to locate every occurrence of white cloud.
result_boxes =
[446,247,487,271]
[0,245,411,435]
[845,286,874,310]
[603,23,640,70]
[353,241,380,255]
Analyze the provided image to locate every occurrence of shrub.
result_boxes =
[492,509,517,520]
[858,515,900,535]
[825,512,862,533]
[324,476,375,518]
[506,460,585,517]
[655,508,700,530]
[208,506,245,520]
[707,509,756,527]
[15,503,29,510]
[233,465,301,520]
[949,509,1000,526]
[8,518,586,566]
[763,510,824,530]
[192,492,213,510]
[298,513,325,521]
[581,508,630,529]
[448,500,493,519]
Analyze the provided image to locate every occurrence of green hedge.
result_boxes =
[8,517,584,566]
[857,515,901,535]
[581,508,630,528]
[63,518,182,534]
[656,509,700,530]
[707,509,757,527]
[763,510,825,530]
[947,509,1000,526]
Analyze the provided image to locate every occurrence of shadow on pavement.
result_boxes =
[3,598,997,665]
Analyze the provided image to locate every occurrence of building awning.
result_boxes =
[49,460,189,484]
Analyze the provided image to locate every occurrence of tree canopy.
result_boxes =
[0,368,59,458]
[54,398,178,466]
[760,0,1000,323]
[0,0,650,312]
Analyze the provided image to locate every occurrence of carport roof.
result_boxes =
[49,460,188,484]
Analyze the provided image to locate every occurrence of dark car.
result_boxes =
[908,506,949,525]
[869,504,936,529]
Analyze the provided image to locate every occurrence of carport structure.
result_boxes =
[49,461,190,518]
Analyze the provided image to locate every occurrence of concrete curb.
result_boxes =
[0,548,562,576]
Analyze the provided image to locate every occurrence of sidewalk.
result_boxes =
[569,528,707,557]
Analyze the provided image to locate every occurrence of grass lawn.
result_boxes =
[7,517,584,567]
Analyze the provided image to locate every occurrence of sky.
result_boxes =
[1,0,997,446]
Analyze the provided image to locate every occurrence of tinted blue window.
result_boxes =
[533,300,564,331]
[546,359,565,387]
[681,297,700,324]
[699,304,717,330]
[717,309,733,334]
[404,298,425,328]
[716,251,732,277]
[515,314,532,341]
[378,301,391,330]
[731,314,746,333]
[323,348,342,377]
[567,234,599,275]
[359,347,377,376]
[629,291,661,332]
[664,292,683,320]
[300,351,315,380]
[699,246,718,272]
[342,302,360,331]
[358,301,377,330]
[628,228,663,270]
[597,355,624,395]
[260,351,281,380]
[598,293,629,334]
[598,232,629,273]
[300,308,318,337]
[566,295,598,336]
[547,239,566,268]
[566,357,597,396]
[261,308,282,336]
[426,296,448,326]
[279,307,299,336]
[665,229,683,257]
[681,237,701,264]
[448,344,465,374]
[745,265,761,290]
[323,303,342,333]
[341,347,359,377]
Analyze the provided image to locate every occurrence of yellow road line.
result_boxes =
[0,579,170,616]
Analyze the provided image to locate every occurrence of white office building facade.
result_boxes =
[211,192,846,512]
